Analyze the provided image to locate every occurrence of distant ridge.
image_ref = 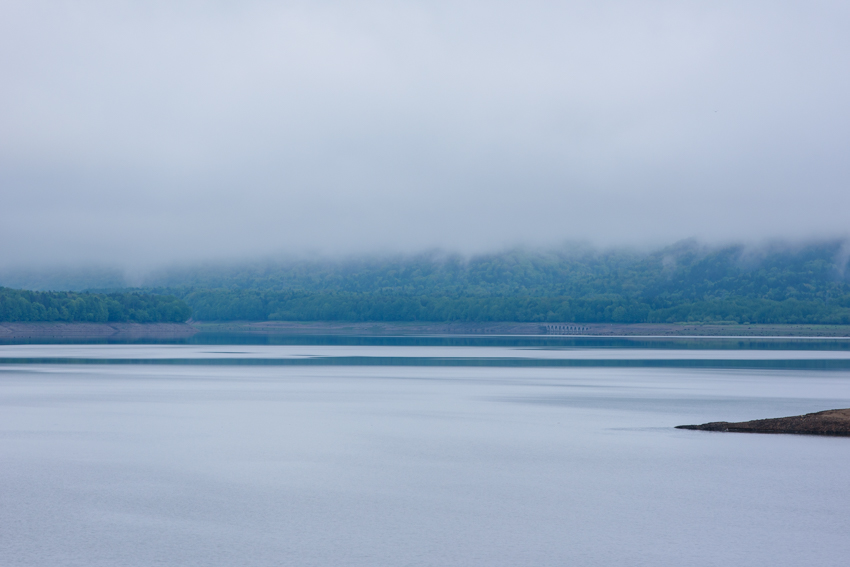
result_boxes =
[5,240,850,324]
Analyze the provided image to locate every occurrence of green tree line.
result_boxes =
[138,240,850,324]
[176,289,850,324]
[147,240,850,301]
[7,240,850,324]
[0,288,191,323]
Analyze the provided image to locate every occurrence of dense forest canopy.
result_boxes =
[143,240,849,298]
[3,241,850,324]
[139,240,850,324]
[0,288,191,323]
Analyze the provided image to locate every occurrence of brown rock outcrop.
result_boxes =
[677,409,850,436]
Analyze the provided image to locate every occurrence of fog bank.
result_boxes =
[2,1,849,269]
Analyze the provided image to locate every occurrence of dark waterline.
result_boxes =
[4,356,850,369]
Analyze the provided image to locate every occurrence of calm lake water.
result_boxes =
[2,337,849,566]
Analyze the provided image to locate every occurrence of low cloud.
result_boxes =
[2,1,849,269]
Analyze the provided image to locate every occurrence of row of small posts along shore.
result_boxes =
[545,324,588,335]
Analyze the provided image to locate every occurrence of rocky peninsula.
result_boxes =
[677,409,850,436]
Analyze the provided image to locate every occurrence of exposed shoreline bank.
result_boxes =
[193,321,850,337]
[0,322,198,341]
[2,321,850,341]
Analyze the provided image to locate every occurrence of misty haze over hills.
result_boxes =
[2,2,850,324]
[3,239,850,324]
[2,240,848,294]
[5,6,850,567]
[2,1,850,268]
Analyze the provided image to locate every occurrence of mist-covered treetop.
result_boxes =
[141,240,850,302]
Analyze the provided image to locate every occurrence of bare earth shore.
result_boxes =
[0,322,198,341]
[3,321,850,340]
[676,409,850,436]
[194,321,850,337]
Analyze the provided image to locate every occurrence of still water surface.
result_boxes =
[1,339,849,566]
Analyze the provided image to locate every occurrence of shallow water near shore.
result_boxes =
[1,340,849,566]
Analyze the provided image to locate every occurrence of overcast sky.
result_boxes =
[1,0,849,268]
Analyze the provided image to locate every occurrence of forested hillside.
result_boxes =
[0,288,191,323]
[141,240,850,324]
